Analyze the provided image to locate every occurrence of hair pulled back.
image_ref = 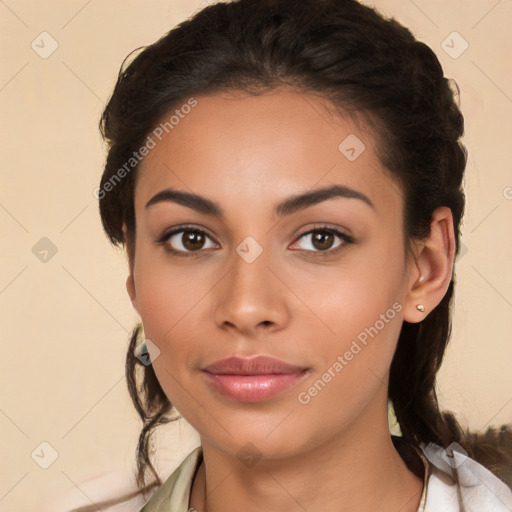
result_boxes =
[97,0,505,494]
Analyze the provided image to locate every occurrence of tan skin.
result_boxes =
[125,87,455,512]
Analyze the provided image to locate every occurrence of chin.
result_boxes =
[194,410,318,461]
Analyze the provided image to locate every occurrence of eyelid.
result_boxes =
[294,223,353,241]
[154,224,215,243]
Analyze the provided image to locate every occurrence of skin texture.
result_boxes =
[125,88,455,512]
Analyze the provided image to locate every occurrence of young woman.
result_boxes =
[91,0,512,510]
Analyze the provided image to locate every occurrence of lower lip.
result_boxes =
[203,371,309,402]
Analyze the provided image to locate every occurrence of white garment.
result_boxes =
[420,442,512,511]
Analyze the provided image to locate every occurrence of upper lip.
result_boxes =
[202,356,308,375]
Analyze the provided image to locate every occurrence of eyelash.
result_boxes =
[154,224,354,258]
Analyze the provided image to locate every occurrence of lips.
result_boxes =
[202,356,310,403]
[203,356,307,375]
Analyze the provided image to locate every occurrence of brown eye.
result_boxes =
[180,231,207,251]
[291,227,353,254]
[158,227,217,254]
[310,231,336,251]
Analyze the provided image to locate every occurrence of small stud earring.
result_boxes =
[416,304,425,312]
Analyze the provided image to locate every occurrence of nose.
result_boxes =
[212,246,290,337]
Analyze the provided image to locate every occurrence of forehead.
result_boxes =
[135,88,403,217]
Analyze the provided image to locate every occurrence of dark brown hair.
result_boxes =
[95,0,510,505]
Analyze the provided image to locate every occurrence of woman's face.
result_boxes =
[128,88,419,459]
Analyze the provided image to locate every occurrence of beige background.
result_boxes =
[0,0,511,511]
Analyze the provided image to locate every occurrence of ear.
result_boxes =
[126,273,139,313]
[122,221,138,312]
[403,207,456,323]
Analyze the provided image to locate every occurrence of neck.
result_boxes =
[190,406,424,512]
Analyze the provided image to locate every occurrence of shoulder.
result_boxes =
[421,442,512,512]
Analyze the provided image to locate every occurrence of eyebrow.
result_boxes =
[145,184,375,218]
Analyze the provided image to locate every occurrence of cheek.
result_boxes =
[133,262,206,408]
[291,237,407,400]
[133,247,209,337]
[293,238,406,345]
[132,248,220,408]
[293,272,405,437]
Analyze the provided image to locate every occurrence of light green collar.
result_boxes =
[140,446,203,512]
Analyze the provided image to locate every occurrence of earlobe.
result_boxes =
[126,274,138,312]
[403,207,456,323]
